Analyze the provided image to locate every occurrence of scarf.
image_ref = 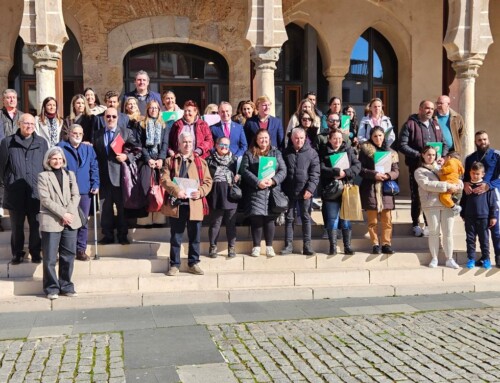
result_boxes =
[46,115,59,147]
[212,152,234,183]
[145,118,162,156]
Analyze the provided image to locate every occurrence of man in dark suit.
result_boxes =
[94,91,130,132]
[93,108,138,244]
[244,96,284,151]
[210,102,248,158]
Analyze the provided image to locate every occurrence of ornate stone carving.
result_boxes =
[31,45,61,69]
[250,47,281,71]
[451,56,485,79]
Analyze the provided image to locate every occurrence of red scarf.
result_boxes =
[193,155,209,215]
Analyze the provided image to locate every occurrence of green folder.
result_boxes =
[258,156,277,180]
[162,110,183,123]
[374,151,392,173]
[341,115,350,132]
[426,142,443,158]
[329,152,349,169]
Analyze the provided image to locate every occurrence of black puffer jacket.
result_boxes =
[282,141,320,199]
[319,142,361,201]
[0,131,48,210]
[240,147,286,216]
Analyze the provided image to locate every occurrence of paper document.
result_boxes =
[173,177,199,197]
[258,156,277,180]
[374,151,392,173]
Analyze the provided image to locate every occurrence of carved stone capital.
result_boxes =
[451,55,485,79]
[30,45,61,70]
[324,66,348,80]
[250,47,281,71]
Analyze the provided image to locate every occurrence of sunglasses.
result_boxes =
[328,119,340,123]
[218,144,230,149]
[210,111,218,115]
[106,115,118,119]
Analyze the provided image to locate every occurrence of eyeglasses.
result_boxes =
[301,118,312,122]
[106,115,118,119]
[218,144,230,149]
[328,119,340,123]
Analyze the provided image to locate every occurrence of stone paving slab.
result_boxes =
[0,332,125,383]
[208,307,500,382]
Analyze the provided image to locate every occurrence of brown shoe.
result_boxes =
[187,264,204,275]
[76,251,90,261]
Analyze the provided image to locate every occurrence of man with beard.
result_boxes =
[463,131,500,267]
[58,124,100,260]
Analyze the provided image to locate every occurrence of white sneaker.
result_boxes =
[250,247,260,257]
[47,293,59,300]
[428,258,438,268]
[266,246,275,257]
[413,225,423,237]
[446,259,460,269]
[0,207,4,217]
[422,227,429,237]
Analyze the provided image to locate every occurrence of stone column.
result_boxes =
[324,67,347,100]
[0,59,12,92]
[250,47,281,116]
[452,58,482,156]
[30,45,61,113]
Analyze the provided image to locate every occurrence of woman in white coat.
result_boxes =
[38,147,82,299]
[414,146,461,269]
[357,97,395,147]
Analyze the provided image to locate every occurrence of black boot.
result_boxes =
[303,242,315,256]
[327,229,337,255]
[342,229,355,255]
[281,242,293,255]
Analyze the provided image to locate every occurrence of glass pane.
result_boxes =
[128,46,157,78]
[349,37,369,78]
[22,46,35,75]
[274,85,283,120]
[159,51,191,79]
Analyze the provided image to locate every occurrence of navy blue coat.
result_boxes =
[282,141,320,199]
[211,121,248,158]
[58,140,100,194]
[244,116,284,151]
[0,131,48,210]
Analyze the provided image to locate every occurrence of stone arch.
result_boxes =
[0,1,24,90]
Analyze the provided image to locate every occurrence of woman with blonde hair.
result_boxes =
[137,100,169,226]
[286,98,321,139]
[244,95,284,151]
[357,97,395,146]
[232,100,256,125]
[63,94,95,143]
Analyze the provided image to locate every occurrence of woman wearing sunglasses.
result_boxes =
[206,137,240,258]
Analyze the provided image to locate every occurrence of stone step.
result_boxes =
[0,233,449,261]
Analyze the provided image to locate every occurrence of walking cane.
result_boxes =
[93,193,99,260]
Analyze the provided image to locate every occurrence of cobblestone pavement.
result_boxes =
[0,333,125,383]
[209,308,500,383]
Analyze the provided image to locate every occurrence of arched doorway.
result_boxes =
[343,28,398,127]
[274,23,328,125]
[9,28,83,115]
[123,43,229,111]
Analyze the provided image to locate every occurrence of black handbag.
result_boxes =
[322,180,344,201]
[269,187,289,214]
[228,183,242,200]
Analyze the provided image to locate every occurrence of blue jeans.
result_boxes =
[169,205,201,268]
[322,201,351,230]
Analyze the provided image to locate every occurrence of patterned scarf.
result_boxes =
[145,118,162,156]
[212,152,234,183]
[194,155,209,215]
[47,116,59,147]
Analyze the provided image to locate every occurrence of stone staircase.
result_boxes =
[0,198,499,312]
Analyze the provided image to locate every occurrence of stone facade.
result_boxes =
[1,0,499,191]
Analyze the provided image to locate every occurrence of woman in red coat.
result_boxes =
[168,100,213,159]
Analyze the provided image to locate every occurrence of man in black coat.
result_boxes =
[93,107,139,245]
[0,113,48,264]
[281,127,320,255]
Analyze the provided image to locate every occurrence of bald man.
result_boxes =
[434,95,465,154]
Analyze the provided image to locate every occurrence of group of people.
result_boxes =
[0,70,499,299]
